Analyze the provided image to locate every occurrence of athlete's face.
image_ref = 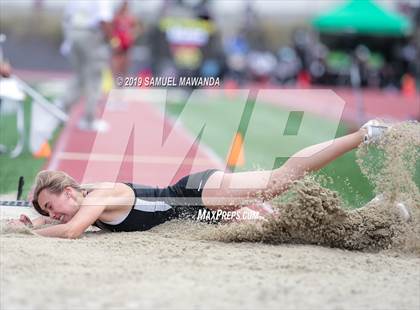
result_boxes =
[37,187,80,223]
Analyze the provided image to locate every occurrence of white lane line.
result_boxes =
[57,151,219,165]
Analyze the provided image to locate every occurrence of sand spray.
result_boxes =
[206,121,419,254]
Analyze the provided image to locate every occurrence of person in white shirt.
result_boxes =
[58,1,115,132]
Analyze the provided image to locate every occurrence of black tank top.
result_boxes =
[94,169,219,232]
[94,183,178,232]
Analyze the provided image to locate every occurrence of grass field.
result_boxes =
[164,97,418,209]
[0,98,60,198]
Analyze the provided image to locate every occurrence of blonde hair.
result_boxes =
[32,170,81,216]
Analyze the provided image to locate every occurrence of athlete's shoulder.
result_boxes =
[82,182,126,189]
[83,182,134,207]
[82,182,131,196]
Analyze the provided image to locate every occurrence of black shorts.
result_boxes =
[129,168,219,207]
[95,169,220,232]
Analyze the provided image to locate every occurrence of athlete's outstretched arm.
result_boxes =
[202,129,365,209]
[33,192,107,239]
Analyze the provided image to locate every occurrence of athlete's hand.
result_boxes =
[6,215,33,228]
[6,219,27,228]
[19,214,33,226]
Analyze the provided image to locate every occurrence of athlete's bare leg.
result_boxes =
[202,129,365,210]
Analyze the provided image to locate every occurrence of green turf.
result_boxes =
[164,98,418,209]
[0,98,61,198]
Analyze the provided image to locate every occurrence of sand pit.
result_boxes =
[1,121,419,309]
[1,219,420,310]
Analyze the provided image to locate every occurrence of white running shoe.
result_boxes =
[78,118,110,133]
[366,194,411,222]
[361,120,391,144]
[395,202,411,222]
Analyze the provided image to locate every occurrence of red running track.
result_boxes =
[47,99,226,187]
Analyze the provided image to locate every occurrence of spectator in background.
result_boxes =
[0,61,11,77]
[111,1,141,79]
[0,60,12,154]
[57,1,114,132]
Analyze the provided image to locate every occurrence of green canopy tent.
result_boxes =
[313,0,412,37]
[312,0,413,124]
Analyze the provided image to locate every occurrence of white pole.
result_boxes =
[12,75,69,122]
